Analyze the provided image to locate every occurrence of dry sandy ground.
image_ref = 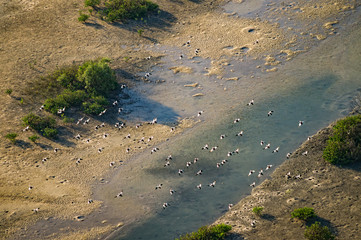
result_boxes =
[0,0,360,239]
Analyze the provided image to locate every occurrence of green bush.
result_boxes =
[44,90,87,114]
[22,113,57,138]
[29,135,40,143]
[291,207,316,221]
[82,96,108,115]
[304,222,335,240]
[323,114,361,165]
[5,88,13,95]
[5,133,18,144]
[176,224,232,240]
[78,13,90,22]
[43,127,58,139]
[252,206,264,216]
[85,0,100,7]
[77,58,117,96]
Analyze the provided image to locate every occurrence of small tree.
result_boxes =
[84,0,100,8]
[5,133,18,144]
[291,207,316,221]
[29,135,40,143]
[176,224,232,240]
[137,28,144,37]
[252,206,264,217]
[304,222,335,240]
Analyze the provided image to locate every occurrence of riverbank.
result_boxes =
[1,0,361,239]
[216,118,361,239]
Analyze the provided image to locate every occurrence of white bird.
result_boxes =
[236,131,243,136]
[234,118,241,123]
[164,161,170,167]
[227,152,233,157]
[42,157,48,163]
[258,169,264,178]
[197,111,204,117]
[118,108,123,113]
[178,169,184,175]
[208,180,216,187]
[286,152,292,159]
[210,146,218,152]
[266,164,273,170]
[155,184,163,190]
[32,208,39,213]
[196,170,203,175]
[179,54,184,59]
[302,150,308,156]
[221,159,228,165]
[112,100,118,106]
[260,140,264,146]
[267,110,274,117]
[197,183,202,189]
[228,204,234,210]
[234,148,239,154]
[39,105,44,111]
[216,163,221,168]
[110,162,115,167]
[272,147,280,153]
[88,199,94,204]
[186,162,192,168]
[299,121,304,127]
[250,182,256,187]
[148,136,154,142]
[193,158,199,163]
[251,220,256,227]
[170,127,175,132]
[103,133,109,138]
[220,135,226,139]
[264,143,271,150]
[248,170,255,176]
[22,126,29,132]
[126,148,130,153]
[169,189,176,195]
[74,134,81,140]
[115,191,123,198]
[98,148,103,153]
[28,186,33,190]
[247,99,254,106]
[202,144,209,150]
[54,148,59,153]
[162,202,169,209]
[151,147,159,154]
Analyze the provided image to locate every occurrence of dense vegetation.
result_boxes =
[304,222,335,240]
[175,224,232,240]
[4,133,18,144]
[43,58,115,115]
[84,0,159,22]
[323,114,361,165]
[22,113,58,139]
[291,207,316,221]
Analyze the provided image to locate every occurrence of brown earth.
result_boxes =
[1,0,360,239]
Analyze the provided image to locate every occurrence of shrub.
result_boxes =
[77,58,117,96]
[291,207,316,221]
[83,96,108,115]
[5,133,18,144]
[22,113,57,138]
[62,116,74,123]
[323,115,361,165]
[78,13,90,22]
[137,28,144,37]
[252,206,264,216]
[5,89,13,95]
[43,127,58,139]
[176,224,232,240]
[304,222,335,240]
[29,135,40,143]
[85,0,100,7]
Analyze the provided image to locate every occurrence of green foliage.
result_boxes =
[77,58,117,96]
[85,0,100,7]
[82,96,108,115]
[78,13,90,22]
[323,114,361,165]
[42,127,58,139]
[291,207,316,221]
[29,135,40,143]
[22,113,57,138]
[252,206,264,216]
[176,224,232,240]
[86,0,158,22]
[5,89,13,95]
[44,90,87,114]
[62,116,74,123]
[304,222,335,240]
[20,98,24,104]
[137,28,144,37]
[5,133,18,144]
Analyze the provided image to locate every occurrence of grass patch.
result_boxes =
[5,133,18,144]
[291,207,316,222]
[5,88,13,95]
[175,224,232,240]
[304,221,335,240]
[323,114,361,165]
[29,135,40,143]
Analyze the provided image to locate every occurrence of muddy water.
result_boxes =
[96,5,361,240]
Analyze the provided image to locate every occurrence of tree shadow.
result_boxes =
[84,21,104,29]
[261,213,276,221]
[36,142,53,150]
[306,216,338,236]
[225,232,245,240]
[15,140,32,149]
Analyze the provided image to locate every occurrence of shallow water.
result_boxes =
[96,5,361,240]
